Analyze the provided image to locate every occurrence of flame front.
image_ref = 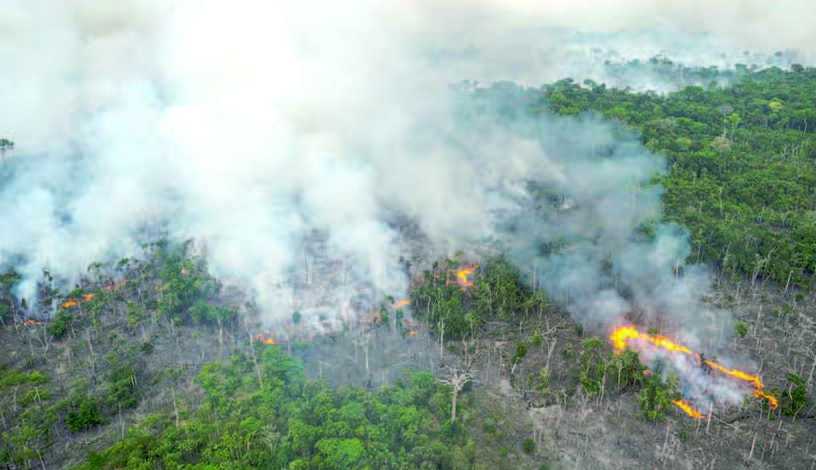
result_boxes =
[703,360,763,390]
[672,399,703,419]
[393,299,410,309]
[753,390,779,409]
[610,325,692,355]
[610,324,778,412]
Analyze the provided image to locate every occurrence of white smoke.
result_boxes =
[0,0,813,341]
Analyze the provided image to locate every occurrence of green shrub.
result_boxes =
[512,342,528,366]
[780,373,809,417]
[578,338,608,396]
[47,311,73,339]
[536,368,551,396]
[734,321,749,338]
[66,397,104,432]
[0,369,48,390]
[482,418,497,435]
[20,386,50,406]
[530,330,543,348]
[638,371,679,421]
[106,364,140,410]
[126,302,145,329]
[522,438,536,454]
[609,350,646,391]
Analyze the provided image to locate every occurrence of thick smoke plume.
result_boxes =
[0,0,813,358]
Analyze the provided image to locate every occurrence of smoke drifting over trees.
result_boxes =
[0,0,813,340]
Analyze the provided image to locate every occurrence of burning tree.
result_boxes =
[609,324,778,419]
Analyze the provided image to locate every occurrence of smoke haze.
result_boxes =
[1,0,813,351]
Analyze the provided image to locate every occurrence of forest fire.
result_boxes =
[609,324,778,415]
[610,325,692,355]
[753,390,779,409]
[393,299,411,309]
[61,293,95,309]
[254,334,277,345]
[672,399,703,419]
[453,265,477,289]
[23,319,43,327]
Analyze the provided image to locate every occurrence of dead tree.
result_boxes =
[352,333,371,377]
[439,368,473,423]
[438,353,477,423]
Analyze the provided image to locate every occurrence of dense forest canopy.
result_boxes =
[520,66,816,287]
[76,348,473,470]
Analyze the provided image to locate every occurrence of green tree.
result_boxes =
[780,373,809,417]
[639,371,680,421]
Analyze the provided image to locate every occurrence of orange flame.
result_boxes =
[703,360,763,390]
[454,265,477,289]
[23,319,43,326]
[672,399,703,419]
[61,292,95,309]
[753,390,779,410]
[254,334,277,345]
[610,325,778,411]
[393,299,410,309]
[609,325,692,355]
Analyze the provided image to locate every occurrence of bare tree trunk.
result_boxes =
[451,388,458,422]
[119,404,125,439]
[33,323,51,357]
[546,339,557,371]
[218,318,224,356]
[86,329,97,382]
[748,433,757,461]
[171,386,180,428]
[247,332,263,387]
[364,335,370,376]
[439,319,444,360]
[37,449,46,470]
